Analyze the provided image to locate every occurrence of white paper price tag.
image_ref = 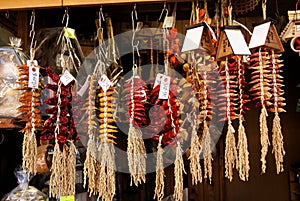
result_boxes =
[98,74,112,92]
[163,16,175,28]
[296,25,300,32]
[60,70,75,86]
[158,75,170,99]
[27,60,39,89]
[249,21,271,49]
[153,73,164,88]
[224,29,251,55]
[181,26,204,52]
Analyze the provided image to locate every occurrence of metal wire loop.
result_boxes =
[62,8,69,27]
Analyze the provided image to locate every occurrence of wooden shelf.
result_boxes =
[0,118,22,129]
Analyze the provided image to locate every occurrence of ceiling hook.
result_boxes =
[5,10,9,19]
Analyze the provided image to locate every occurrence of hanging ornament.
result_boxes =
[248,10,285,173]
[41,67,77,197]
[126,5,147,186]
[216,23,251,181]
[96,75,117,201]
[17,10,43,175]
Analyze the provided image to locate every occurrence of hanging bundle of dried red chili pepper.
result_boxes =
[217,57,238,181]
[249,49,285,174]
[17,64,43,174]
[125,68,147,186]
[249,49,272,174]
[235,56,250,181]
[41,67,77,197]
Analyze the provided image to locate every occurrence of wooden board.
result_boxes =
[0,0,190,9]
[0,118,22,129]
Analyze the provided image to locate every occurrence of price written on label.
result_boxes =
[153,73,164,88]
[60,70,75,86]
[60,195,75,201]
[158,75,170,100]
[27,60,39,89]
[98,74,112,92]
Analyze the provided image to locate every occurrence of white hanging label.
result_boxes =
[60,70,75,86]
[158,75,170,99]
[153,73,164,88]
[163,16,175,28]
[98,74,112,92]
[181,26,204,52]
[296,25,300,32]
[249,21,271,49]
[77,75,91,97]
[224,29,251,55]
[27,60,39,89]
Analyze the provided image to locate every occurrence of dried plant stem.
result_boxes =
[237,119,250,181]
[127,124,146,186]
[189,126,202,185]
[202,121,213,183]
[22,124,37,174]
[272,112,285,174]
[225,122,237,181]
[174,142,186,201]
[49,143,63,198]
[154,141,165,201]
[260,106,269,174]
[66,142,76,196]
[83,136,97,196]
[97,142,116,201]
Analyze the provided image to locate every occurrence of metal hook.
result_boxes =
[131,4,140,67]
[5,10,9,19]
[0,132,4,145]
[159,2,168,21]
[62,8,69,27]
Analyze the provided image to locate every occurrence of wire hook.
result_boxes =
[159,1,168,21]
[131,4,140,67]
[5,10,9,19]
[62,8,69,27]
[29,9,37,60]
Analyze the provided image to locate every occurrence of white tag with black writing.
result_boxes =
[153,73,164,88]
[158,75,170,99]
[163,16,175,28]
[60,70,75,86]
[27,60,39,89]
[77,75,91,97]
[98,74,112,92]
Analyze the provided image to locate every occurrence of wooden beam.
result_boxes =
[0,118,22,129]
[0,0,191,10]
[0,0,62,9]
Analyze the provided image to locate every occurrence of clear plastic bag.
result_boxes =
[0,37,28,118]
[1,169,47,201]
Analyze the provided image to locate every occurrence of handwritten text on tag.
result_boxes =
[60,70,75,86]
[158,75,170,99]
[98,74,112,92]
[27,60,39,89]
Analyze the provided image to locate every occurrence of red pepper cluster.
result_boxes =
[145,81,181,146]
[217,57,250,122]
[248,51,286,112]
[40,67,78,145]
[125,77,150,127]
